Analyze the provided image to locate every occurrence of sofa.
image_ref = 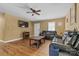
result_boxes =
[40,31,57,40]
[49,31,79,56]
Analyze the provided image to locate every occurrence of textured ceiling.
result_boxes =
[0,3,73,21]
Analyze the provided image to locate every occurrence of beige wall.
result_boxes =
[0,13,5,40]
[65,3,79,31]
[0,13,33,41]
[40,18,65,35]
[33,18,65,36]
[0,12,65,41]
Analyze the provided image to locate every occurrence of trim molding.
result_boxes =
[0,38,22,43]
[0,40,4,42]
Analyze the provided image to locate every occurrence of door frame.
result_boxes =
[34,23,40,36]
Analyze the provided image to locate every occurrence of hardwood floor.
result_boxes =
[0,39,51,56]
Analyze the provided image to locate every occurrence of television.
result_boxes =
[18,20,28,28]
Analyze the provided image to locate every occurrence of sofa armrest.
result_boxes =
[52,37,63,44]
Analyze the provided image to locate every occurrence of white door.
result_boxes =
[34,23,40,36]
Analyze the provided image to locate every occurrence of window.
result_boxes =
[48,22,55,31]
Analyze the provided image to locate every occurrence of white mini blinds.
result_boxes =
[48,22,55,31]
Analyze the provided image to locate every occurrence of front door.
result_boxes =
[34,23,40,36]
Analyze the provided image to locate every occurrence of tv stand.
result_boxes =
[23,32,29,39]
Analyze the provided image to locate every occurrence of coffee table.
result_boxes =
[29,36,45,48]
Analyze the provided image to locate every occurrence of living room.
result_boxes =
[0,3,79,56]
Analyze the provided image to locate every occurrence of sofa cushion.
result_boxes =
[50,43,76,54]
[68,35,78,46]
[73,35,79,50]
[74,40,79,50]
[51,34,79,55]
[64,36,72,45]
[62,35,67,41]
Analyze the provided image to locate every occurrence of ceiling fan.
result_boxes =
[17,4,41,16]
[26,8,41,16]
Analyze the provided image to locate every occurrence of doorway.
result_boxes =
[34,23,40,36]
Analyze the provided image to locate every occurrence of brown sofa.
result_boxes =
[40,31,57,40]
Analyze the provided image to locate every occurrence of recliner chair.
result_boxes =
[49,31,79,56]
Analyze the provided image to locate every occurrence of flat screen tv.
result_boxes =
[18,20,28,28]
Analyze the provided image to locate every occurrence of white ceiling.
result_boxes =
[0,3,73,21]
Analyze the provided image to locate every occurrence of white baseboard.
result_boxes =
[0,38,22,43]
[0,40,4,43]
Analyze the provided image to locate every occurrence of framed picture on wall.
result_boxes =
[70,8,71,25]
[70,3,77,25]
[70,4,75,25]
[66,17,68,23]
[75,3,77,23]
[65,16,68,23]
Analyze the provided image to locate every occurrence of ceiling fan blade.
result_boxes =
[36,10,41,12]
[27,12,33,13]
[35,12,40,15]
[30,8,35,11]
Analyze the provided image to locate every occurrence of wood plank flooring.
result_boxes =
[0,39,51,56]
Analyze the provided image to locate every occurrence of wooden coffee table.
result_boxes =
[29,36,45,48]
